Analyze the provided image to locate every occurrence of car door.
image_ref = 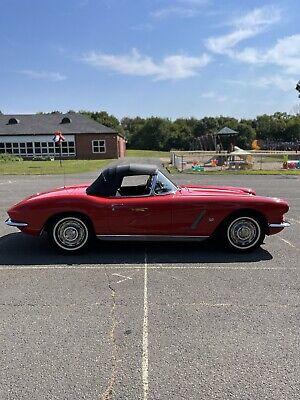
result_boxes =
[107,194,174,235]
[106,173,174,235]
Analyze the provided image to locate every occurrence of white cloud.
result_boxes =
[151,0,209,19]
[201,91,216,98]
[82,48,211,80]
[265,34,300,74]
[234,6,280,29]
[151,6,200,18]
[132,23,154,31]
[206,6,281,55]
[201,91,227,102]
[205,6,300,76]
[206,29,258,55]
[19,70,67,82]
[179,0,208,4]
[255,76,297,91]
[225,75,297,92]
[232,34,300,75]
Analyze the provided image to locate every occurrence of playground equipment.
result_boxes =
[283,160,300,169]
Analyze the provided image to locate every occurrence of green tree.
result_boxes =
[80,110,125,136]
[121,117,146,146]
[80,110,119,129]
[193,116,219,136]
[131,117,172,150]
[168,118,197,150]
[285,117,300,141]
[216,116,239,131]
[236,123,256,149]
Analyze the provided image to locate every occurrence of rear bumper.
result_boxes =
[5,218,28,228]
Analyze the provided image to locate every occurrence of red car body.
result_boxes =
[6,164,290,252]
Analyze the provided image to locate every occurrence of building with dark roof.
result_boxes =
[0,113,126,160]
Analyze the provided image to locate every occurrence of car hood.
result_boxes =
[178,184,256,196]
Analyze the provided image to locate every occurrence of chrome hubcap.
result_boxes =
[53,218,88,250]
[63,227,79,242]
[228,217,260,249]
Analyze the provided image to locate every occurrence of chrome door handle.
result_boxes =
[131,207,148,212]
[111,204,124,211]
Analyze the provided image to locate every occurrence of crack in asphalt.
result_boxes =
[100,278,119,400]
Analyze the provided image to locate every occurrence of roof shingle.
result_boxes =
[0,113,117,135]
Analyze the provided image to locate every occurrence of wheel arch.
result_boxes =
[213,208,268,236]
[43,211,95,234]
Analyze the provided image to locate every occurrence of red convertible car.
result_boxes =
[5,164,290,253]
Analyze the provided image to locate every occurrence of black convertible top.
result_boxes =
[86,163,158,197]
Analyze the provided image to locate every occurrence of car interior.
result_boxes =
[116,174,154,196]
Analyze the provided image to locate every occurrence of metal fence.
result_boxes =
[170,151,300,171]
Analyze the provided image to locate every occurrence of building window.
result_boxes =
[0,141,76,157]
[8,118,19,125]
[61,117,72,124]
[92,140,106,153]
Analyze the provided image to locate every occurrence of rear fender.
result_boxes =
[43,212,95,234]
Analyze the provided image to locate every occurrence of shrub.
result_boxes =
[0,154,22,162]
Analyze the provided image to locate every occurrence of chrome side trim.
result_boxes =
[5,218,28,227]
[269,221,291,229]
[96,234,209,242]
[190,210,206,230]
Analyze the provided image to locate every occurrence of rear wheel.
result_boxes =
[222,215,265,252]
[48,215,92,253]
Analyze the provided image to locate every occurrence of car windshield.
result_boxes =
[154,171,178,195]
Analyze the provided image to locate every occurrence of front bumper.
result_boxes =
[5,218,28,228]
[268,221,290,229]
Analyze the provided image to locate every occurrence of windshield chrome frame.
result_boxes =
[151,171,178,196]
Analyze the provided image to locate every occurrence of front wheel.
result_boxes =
[48,215,92,253]
[222,215,265,252]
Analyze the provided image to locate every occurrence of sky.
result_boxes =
[0,0,299,120]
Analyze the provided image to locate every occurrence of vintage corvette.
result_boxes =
[5,163,290,253]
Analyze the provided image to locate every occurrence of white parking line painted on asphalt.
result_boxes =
[0,265,298,271]
[280,238,300,251]
[142,251,149,400]
[169,302,300,309]
[111,273,132,284]
[150,265,298,270]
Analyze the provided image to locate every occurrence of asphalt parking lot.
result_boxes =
[0,167,299,400]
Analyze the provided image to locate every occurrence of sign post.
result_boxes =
[53,130,65,167]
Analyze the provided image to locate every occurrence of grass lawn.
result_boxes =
[0,159,112,175]
[126,149,170,158]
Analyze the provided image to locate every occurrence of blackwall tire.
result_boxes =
[222,215,265,252]
[48,216,92,253]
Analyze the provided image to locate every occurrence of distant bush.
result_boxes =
[31,156,55,161]
[0,154,22,162]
